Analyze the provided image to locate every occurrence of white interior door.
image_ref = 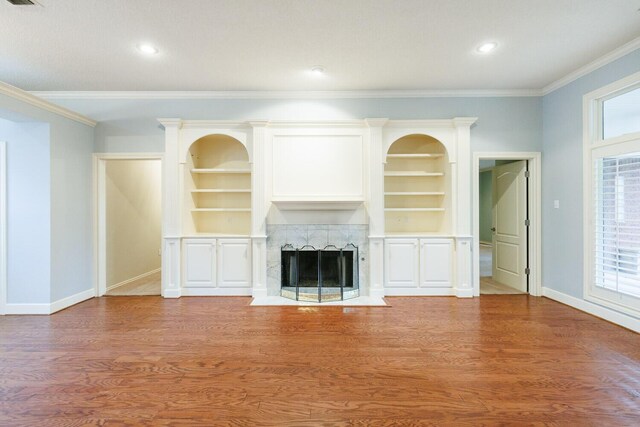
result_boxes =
[492,161,528,292]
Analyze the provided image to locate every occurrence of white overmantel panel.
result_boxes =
[270,131,365,199]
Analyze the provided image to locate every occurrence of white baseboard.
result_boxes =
[108,268,161,291]
[50,288,95,314]
[542,287,639,333]
[252,288,268,298]
[181,287,253,296]
[4,303,51,315]
[3,288,95,315]
[384,287,457,296]
[369,288,386,298]
[162,288,181,298]
[455,288,474,298]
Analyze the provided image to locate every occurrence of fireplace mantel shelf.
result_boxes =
[272,198,364,211]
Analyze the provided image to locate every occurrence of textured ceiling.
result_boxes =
[0,0,639,91]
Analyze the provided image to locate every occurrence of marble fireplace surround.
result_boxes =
[266,224,369,297]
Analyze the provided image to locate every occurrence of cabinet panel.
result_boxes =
[218,239,251,288]
[183,239,216,287]
[384,239,419,287]
[420,239,452,287]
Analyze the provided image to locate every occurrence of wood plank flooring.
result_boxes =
[480,276,525,294]
[106,271,161,296]
[0,296,638,425]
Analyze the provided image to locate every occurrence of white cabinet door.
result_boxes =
[385,238,419,287]
[183,239,216,287]
[217,239,251,288]
[420,239,453,288]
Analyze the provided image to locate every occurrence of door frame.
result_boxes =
[0,141,6,314]
[472,152,542,297]
[93,153,164,296]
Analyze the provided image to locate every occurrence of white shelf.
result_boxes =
[385,192,445,196]
[192,208,251,212]
[387,153,444,159]
[191,189,251,193]
[384,171,444,177]
[191,168,251,174]
[385,208,445,212]
[272,198,364,211]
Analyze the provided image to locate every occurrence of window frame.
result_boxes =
[583,70,640,317]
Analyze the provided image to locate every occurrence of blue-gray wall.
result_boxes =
[0,93,94,305]
[542,48,640,299]
[51,97,543,154]
[0,117,50,304]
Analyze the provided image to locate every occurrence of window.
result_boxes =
[585,71,640,316]
[602,86,640,139]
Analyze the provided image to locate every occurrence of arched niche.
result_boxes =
[184,134,252,235]
[384,134,451,234]
[180,129,250,165]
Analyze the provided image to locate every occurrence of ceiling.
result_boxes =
[0,0,639,92]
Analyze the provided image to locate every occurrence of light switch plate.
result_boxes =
[554,200,560,209]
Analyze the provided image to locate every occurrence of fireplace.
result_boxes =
[281,244,360,302]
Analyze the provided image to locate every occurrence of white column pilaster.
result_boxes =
[250,121,269,297]
[452,118,477,298]
[159,118,182,298]
[365,118,388,298]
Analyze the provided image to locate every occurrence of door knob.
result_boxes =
[491,227,496,232]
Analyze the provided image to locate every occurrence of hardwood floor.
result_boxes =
[0,296,638,426]
[480,276,525,294]
[106,271,161,296]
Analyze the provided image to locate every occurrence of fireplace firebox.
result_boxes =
[281,244,359,302]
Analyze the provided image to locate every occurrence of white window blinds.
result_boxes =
[593,153,640,300]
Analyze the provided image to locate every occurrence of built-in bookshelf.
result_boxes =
[185,135,251,235]
[384,134,450,234]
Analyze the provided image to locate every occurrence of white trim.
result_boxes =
[543,36,640,95]
[583,72,640,318]
[0,141,6,315]
[542,287,639,333]
[583,70,640,106]
[382,288,457,297]
[472,152,542,297]
[0,81,96,127]
[93,153,164,297]
[4,303,50,315]
[107,268,161,292]
[4,289,94,315]
[181,287,253,296]
[50,289,95,314]
[31,89,542,100]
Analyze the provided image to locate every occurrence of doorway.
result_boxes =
[472,152,541,297]
[94,154,163,296]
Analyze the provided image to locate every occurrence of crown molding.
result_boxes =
[0,81,96,127]
[30,88,542,100]
[542,36,640,96]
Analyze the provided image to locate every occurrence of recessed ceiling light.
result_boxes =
[311,66,325,76]
[477,42,498,53]
[477,42,498,54]
[137,43,159,55]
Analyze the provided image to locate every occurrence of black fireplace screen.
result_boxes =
[281,244,359,302]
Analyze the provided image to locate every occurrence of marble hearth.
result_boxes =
[266,224,369,297]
